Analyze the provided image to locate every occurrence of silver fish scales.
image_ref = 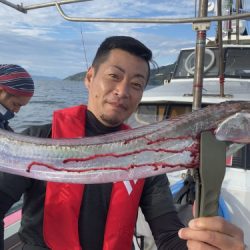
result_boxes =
[0,101,250,184]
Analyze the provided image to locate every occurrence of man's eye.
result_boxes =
[109,74,119,79]
[132,82,143,90]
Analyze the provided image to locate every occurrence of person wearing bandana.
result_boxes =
[0,64,34,131]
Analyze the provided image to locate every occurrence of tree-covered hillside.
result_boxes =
[64,63,176,85]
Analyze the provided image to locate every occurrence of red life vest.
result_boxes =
[43,105,145,250]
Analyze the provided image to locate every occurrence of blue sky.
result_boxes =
[0,0,248,79]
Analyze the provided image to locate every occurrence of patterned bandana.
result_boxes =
[0,64,34,97]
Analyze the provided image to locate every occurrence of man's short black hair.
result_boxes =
[92,36,152,82]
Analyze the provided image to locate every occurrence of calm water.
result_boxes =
[10,79,88,132]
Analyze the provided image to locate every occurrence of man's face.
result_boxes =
[85,49,149,127]
[0,88,31,113]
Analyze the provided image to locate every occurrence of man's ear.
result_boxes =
[84,67,94,90]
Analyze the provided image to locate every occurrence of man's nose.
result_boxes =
[115,80,129,97]
[14,106,21,113]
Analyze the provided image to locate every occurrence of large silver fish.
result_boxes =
[0,101,250,184]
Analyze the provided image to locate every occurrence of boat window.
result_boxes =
[127,103,193,128]
[173,48,219,79]
[228,144,250,170]
[165,104,192,119]
[227,144,250,170]
[224,48,250,78]
[127,104,164,127]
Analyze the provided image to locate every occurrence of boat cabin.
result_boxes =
[128,42,250,170]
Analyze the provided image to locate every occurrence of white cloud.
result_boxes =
[0,0,241,78]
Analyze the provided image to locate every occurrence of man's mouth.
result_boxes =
[108,101,127,111]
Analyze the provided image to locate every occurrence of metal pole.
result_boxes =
[1,0,250,23]
[0,0,90,12]
[0,0,26,13]
[55,4,250,24]
[192,0,209,218]
[192,0,209,111]
[236,0,240,44]
[24,0,90,11]
[227,0,233,44]
[217,0,225,97]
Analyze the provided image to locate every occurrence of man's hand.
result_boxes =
[178,216,246,250]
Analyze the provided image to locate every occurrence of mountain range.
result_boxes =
[64,63,176,85]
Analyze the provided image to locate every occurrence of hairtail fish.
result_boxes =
[0,101,250,184]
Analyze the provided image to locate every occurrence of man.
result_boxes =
[0,64,34,249]
[0,36,245,250]
[0,64,34,131]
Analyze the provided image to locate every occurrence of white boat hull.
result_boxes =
[168,167,250,246]
[221,168,250,247]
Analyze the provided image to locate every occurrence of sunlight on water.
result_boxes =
[10,78,88,132]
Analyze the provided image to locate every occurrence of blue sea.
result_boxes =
[10,78,88,132]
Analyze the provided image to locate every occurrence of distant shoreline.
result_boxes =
[64,63,176,84]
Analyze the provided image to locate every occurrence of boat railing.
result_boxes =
[0,0,90,13]
[1,0,250,25]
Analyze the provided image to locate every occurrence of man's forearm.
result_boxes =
[149,212,187,250]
